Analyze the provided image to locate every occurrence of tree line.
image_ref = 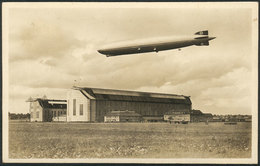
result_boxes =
[9,112,30,120]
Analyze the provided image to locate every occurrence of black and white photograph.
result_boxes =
[2,2,258,164]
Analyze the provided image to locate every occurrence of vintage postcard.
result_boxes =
[2,2,258,164]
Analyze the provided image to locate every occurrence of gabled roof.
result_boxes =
[73,86,192,105]
[190,109,203,115]
[27,98,67,109]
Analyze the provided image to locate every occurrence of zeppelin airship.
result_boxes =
[97,30,216,57]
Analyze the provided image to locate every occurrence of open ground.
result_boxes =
[9,122,251,158]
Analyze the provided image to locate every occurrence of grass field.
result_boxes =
[9,121,251,159]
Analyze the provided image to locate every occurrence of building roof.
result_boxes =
[105,110,142,117]
[27,98,67,109]
[190,109,203,115]
[73,86,191,105]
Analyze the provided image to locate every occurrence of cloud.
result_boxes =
[9,19,83,62]
[138,67,252,114]
[9,60,76,89]
[9,85,67,113]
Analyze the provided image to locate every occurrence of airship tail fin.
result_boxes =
[194,30,208,35]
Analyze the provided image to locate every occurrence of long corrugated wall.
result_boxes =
[94,100,191,122]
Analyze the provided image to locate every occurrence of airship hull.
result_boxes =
[97,31,216,57]
[100,40,195,56]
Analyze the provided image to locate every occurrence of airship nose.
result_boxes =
[208,37,216,41]
[98,49,110,57]
[97,49,105,54]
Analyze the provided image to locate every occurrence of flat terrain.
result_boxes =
[9,122,251,158]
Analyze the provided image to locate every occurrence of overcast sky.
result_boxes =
[5,3,257,115]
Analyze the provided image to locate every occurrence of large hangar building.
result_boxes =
[67,87,192,122]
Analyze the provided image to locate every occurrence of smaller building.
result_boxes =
[143,116,164,122]
[212,114,252,122]
[104,110,142,122]
[212,116,222,122]
[190,110,213,122]
[27,97,67,122]
[203,113,213,122]
[164,109,190,123]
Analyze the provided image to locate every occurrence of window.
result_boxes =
[36,112,39,118]
[80,104,83,116]
[73,99,76,116]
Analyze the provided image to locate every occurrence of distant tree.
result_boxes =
[8,112,30,120]
[26,113,30,119]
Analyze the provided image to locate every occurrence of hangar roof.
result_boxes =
[73,86,191,105]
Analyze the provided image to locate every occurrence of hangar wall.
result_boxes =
[95,100,191,122]
[67,90,91,122]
